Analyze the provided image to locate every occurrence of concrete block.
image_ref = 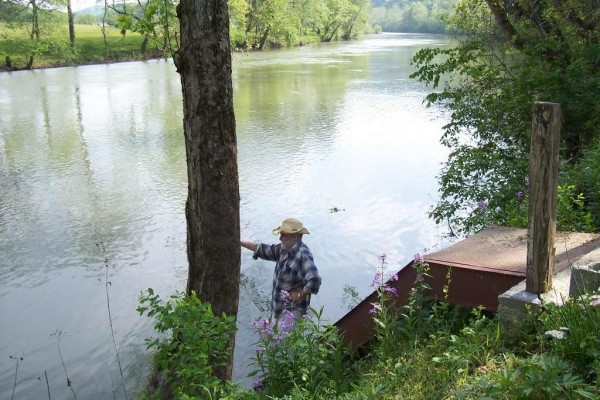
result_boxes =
[569,247,600,298]
[498,267,571,335]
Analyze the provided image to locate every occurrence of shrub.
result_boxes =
[455,353,595,400]
[249,307,352,398]
[539,295,600,378]
[138,289,252,399]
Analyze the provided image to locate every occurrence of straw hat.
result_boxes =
[272,218,310,235]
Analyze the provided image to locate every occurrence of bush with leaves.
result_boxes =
[480,184,594,233]
[410,0,600,235]
[455,353,596,400]
[138,289,252,399]
[249,305,352,398]
[568,139,600,229]
[538,295,600,379]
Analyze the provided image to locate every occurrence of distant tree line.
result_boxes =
[371,0,455,33]
[90,0,373,54]
[1,0,372,68]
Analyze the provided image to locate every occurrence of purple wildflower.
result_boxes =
[383,286,398,297]
[252,317,274,342]
[477,200,488,210]
[388,273,399,282]
[279,290,291,301]
[416,273,423,282]
[252,317,272,332]
[252,380,264,390]
[370,271,383,287]
[378,253,387,264]
[517,191,524,201]
[369,306,379,315]
[278,309,296,334]
[414,253,424,263]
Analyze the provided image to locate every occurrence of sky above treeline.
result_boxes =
[72,0,135,12]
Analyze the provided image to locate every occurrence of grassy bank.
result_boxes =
[0,23,159,71]
[137,258,600,399]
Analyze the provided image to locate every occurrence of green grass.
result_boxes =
[138,260,600,399]
[0,23,158,70]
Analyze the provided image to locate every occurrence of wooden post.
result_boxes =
[526,102,561,294]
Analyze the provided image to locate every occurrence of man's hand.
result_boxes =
[289,289,308,305]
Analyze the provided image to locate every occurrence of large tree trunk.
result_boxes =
[174,0,240,381]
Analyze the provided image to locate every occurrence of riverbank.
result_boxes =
[0,23,326,72]
[139,259,600,399]
[0,24,163,72]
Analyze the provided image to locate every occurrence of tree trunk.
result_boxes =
[526,102,561,294]
[141,35,148,53]
[258,25,270,50]
[175,0,240,381]
[67,0,76,49]
[31,0,40,40]
[102,0,108,62]
[343,0,367,40]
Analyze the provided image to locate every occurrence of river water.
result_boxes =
[0,33,450,399]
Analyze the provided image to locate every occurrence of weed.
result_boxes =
[97,240,128,400]
[249,307,353,398]
[455,353,596,399]
[51,330,77,400]
[539,294,600,377]
[137,289,252,399]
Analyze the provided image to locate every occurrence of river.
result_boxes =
[0,33,450,399]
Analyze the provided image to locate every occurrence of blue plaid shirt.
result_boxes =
[253,240,321,319]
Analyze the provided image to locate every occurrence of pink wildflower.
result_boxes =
[370,271,382,287]
[383,286,398,297]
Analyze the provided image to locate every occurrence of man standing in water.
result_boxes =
[241,218,321,322]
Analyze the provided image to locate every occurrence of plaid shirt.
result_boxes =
[253,240,321,319]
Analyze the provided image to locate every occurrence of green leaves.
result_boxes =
[249,308,353,398]
[138,289,242,398]
[410,0,600,235]
[456,354,596,399]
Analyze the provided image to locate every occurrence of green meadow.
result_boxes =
[0,23,156,71]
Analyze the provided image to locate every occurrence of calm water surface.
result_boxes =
[0,33,450,399]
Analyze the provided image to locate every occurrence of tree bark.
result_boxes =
[484,0,525,51]
[102,0,108,62]
[26,55,34,69]
[67,0,76,49]
[526,102,560,294]
[175,0,240,381]
[30,0,40,40]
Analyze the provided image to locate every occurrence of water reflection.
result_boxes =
[0,33,450,398]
